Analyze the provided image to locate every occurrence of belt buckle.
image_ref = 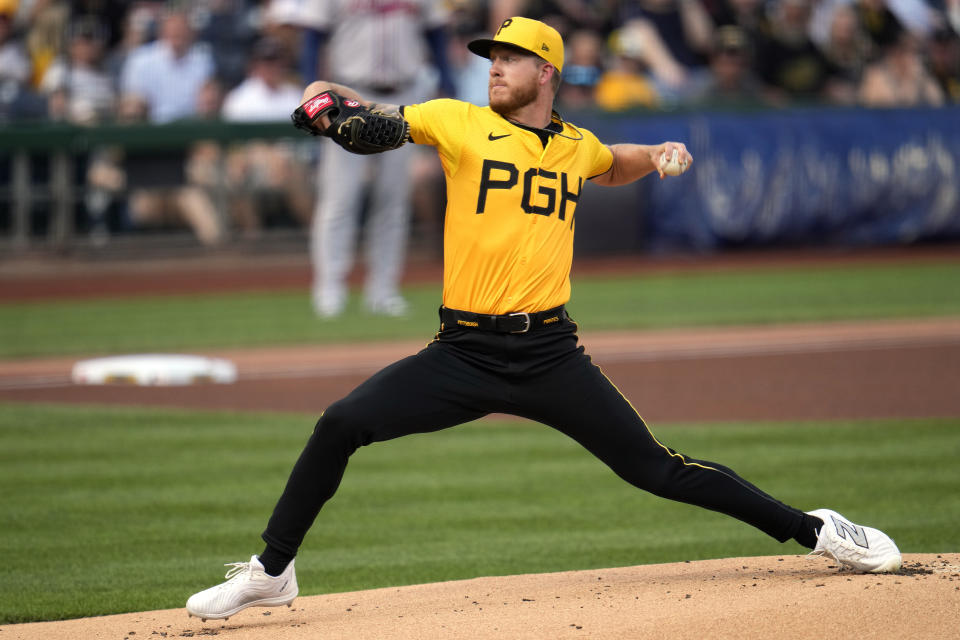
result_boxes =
[508,312,531,333]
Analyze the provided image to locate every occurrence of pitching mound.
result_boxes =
[7,554,957,639]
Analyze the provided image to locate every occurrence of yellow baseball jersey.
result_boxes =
[403,99,613,315]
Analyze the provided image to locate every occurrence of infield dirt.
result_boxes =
[2,247,959,639]
[6,554,958,640]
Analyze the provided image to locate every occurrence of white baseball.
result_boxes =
[659,148,689,176]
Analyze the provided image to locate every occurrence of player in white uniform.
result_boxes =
[286,0,455,316]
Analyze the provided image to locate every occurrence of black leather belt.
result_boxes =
[440,305,568,334]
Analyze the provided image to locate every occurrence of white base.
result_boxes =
[71,354,237,386]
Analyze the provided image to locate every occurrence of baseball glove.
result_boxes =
[291,91,411,155]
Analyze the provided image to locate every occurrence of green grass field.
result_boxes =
[1,404,957,624]
[2,257,958,624]
[1,260,958,358]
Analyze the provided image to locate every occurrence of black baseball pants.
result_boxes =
[262,317,806,557]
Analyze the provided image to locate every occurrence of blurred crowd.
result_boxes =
[522,0,960,110]
[1,0,957,253]
[0,0,957,127]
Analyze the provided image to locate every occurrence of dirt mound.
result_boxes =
[7,554,957,640]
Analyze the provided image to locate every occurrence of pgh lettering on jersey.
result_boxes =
[403,99,612,315]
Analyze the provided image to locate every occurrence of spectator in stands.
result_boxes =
[694,24,773,108]
[195,0,259,90]
[221,37,301,121]
[854,0,908,48]
[818,2,872,105]
[927,26,960,103]
[489,0,619,40]
[24,0,68,89]
[858,29,945,106]
[594,24,661,111]
[754,0,837,104]
[0,0,46,122]
[40,17,116,124]
[120,8,215,123]
[556,29,605,110]
[594,20,667,110]
[619,0,716,102]
[68,0,128,51]
[812,0,937,50]
[194,76,225,120]
[103,3,158,86]
[219,36,313,236]
[106,83,225,246]
[0,0,29,86]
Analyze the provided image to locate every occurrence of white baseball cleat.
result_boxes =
[807,508,902,573]
[366,295,409,317]
[313,287,347,319]
[186,555,297,621]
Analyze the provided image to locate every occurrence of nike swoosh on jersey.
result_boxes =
[488,133,511,141]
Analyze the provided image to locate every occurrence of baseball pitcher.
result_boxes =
[186,17,901,622]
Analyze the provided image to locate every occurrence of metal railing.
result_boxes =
[1,120,308,255]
